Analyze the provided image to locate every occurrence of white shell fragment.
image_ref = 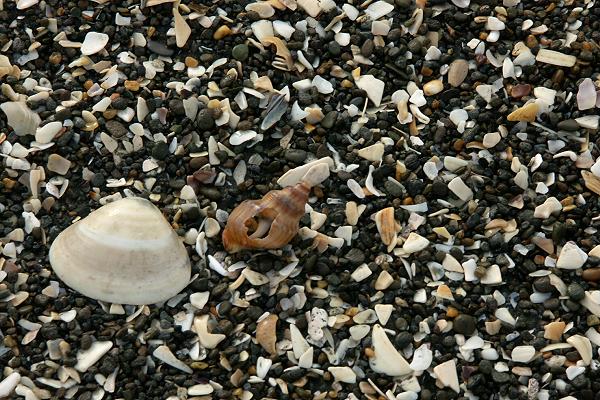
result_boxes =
[535,49,577,67]
[328,366,356,383]
[355,75,385,107]
[511,345,536,363]
[448,177,473,201]
[36,121,63,144]
[49,197,191,305]
[153,345,193,373]
[369,324,412,376]
[556,242,588,269]
[433,360,460,393]
[194,315,226,349]
[173,7,191,48]
[577,78,596,111]
[357,142,385,162]
[277,157,333,187]
[75,341,113,372]
[81,32,110,55]
[566,335,592,366]
[402,233,429,254]
[1,102,41,136]
[410,344,433,371]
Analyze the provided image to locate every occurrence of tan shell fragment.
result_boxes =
[256,314,278,355]
[582,171,600,196]
[447,59,469,87]
[173,7,191,48]
[375,207,397,246]
[507,102,538,122]
[535,49,577,67]
[544,321,566,341]
[0,55,13,78]
[262,36,294,71]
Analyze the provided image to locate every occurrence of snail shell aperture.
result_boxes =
[49,197,191,305]
[222,162,331,253]
[222,182,310,253]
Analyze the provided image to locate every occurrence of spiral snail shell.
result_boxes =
[222,163,330,253]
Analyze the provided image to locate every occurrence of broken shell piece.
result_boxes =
[375,207,397,246]
[35,121,63,144]
[262,36,294,70]
[507,102,538,122]
[402,232,429,253]
[369,324,412,376]
[577,78,596,111]
[194,315,226,349]
[75,341,113,373]
[556,241,588,269]
[277,157,333,187]
[256,314,278,355]
[328,366,356,384]
[355,74,385,106]
[152,345,192,373]
[544,321,566,341]
[80,32,109,55]
[223,170,323,252]
[534,197,562,218]
[357,142,385,162]
[173,7,191,48]
[535,49,577,67]
[1,102,41,136]
[49,197,191,305]
[433,359,460,393]
[566,335,592,366]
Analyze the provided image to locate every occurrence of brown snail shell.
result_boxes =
[222,181,310,253]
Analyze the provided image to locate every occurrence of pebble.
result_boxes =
[582,268,600,281]
[196,109,215,130]
[232,44,249,61]
[105,120,128,138]
[453,314,477,335]
[152,142,169,160]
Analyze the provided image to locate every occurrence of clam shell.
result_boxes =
[49,197,191,305]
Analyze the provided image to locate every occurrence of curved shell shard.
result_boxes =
[49,197,191,305]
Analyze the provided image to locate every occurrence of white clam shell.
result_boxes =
[49,197,191,305]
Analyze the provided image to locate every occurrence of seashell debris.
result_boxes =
[49,197,191,305]
[80,32,110,55]
[1,101,41,136]
[369,324,412,376]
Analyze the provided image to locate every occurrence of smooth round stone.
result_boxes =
[582,268,600,281]
[196,109,215,130]
[284,149,307,164]
[453,314,477,335]
[152,142,169,160]
[557,119,580,131]
[567,283,585,301]
[232,44,249,61]
[533,276,553,292]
